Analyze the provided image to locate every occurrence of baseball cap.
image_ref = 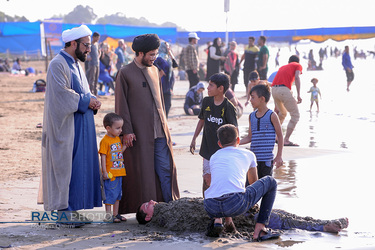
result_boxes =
[188,32,200,40]
[249,71,259,81]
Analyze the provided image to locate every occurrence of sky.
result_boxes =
[1,0,373,32]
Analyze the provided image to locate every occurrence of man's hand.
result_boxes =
[297,96,302,104]
[89,98,101,110]
[123,133,136,147]
[94,99,101,110]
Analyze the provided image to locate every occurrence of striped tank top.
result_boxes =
[250,109,276,161]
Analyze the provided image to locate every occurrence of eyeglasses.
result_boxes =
[78,42,92,49]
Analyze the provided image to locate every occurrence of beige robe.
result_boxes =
[38,53,83,211]
[115,61,180,213]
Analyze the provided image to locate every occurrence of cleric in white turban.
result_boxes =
[62,24,92,43]
[38,24,102,224]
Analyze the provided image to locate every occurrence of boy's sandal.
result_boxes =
[254,228,280,242]
[284,141,299,147]
[112,215,121,223]
[206,219,223,237]
[115,214,127,222]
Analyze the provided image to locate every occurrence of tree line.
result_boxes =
[0,5,184,30]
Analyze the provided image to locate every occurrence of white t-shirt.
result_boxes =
[204,146,257,199]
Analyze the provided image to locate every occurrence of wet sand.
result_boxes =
[1,56,375,249]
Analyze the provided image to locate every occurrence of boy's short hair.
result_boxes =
[250,84,271,103]
[248,36,255,41]
[136,204,150,225]
[209,73,230,93]
[103,112,123,128]
[217,124,238,147]
[311,78,318,83]
[249,71,259,81]
[93,32,100,37]
[288,55,300,63]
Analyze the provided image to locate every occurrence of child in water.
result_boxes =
[307,78,322,112]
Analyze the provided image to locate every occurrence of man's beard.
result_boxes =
[75,47,87,62]
[141,57,152,67]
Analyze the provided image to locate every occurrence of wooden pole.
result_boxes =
[48,41,53,60]
[44,38,49,72]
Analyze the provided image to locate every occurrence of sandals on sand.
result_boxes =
[103,214,127,223]
[254,228,280,242]
[284,141,299,147]
[206,220,224,237]
[113,214,127,223]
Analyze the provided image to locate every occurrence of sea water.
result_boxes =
[252,41,375,249]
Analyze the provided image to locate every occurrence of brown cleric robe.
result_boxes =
[115,60,180,213]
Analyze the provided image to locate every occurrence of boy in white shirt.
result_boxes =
[204,124,280,241]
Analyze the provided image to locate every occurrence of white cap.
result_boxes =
[188,32,200,40]
[62,25,92,43]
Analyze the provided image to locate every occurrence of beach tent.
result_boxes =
[0,21,177,56]
[0,22,43,56]
[1,21,375,55]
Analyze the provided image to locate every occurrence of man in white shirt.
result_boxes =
[204,124,279,241]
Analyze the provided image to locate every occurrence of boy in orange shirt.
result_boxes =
[99,113,127,223]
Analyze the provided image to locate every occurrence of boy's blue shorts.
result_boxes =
[103,177,122,205]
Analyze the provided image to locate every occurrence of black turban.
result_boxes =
[132,34,160,53]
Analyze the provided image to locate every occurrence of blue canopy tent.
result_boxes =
[1,21,375,56]
[0,22,43,56]
[0,22,178,56]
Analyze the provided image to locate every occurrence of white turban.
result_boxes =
[62,25,92,43]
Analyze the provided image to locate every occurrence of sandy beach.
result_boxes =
[1,54,375,249]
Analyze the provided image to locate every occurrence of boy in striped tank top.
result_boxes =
[240,84,284,178]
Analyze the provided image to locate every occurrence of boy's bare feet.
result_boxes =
[323,221,342,233]
[224,221,237,233]
[339,217,349,228]
[323,217,349,233]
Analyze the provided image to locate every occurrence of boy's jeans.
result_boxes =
[204,176,277,225]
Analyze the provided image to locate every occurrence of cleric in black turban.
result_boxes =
[132,34,161,55]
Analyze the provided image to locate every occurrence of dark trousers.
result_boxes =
[259,68,268,80]
[186,70,200,89]
[163,92,172,118]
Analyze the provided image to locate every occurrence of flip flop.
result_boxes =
[115,214,127,222]
[206,220,223,237]
[284,141,299,146]
[255,228,280,242]
[112,215,121,223]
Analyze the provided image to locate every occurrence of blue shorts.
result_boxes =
[103,177,122,205]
